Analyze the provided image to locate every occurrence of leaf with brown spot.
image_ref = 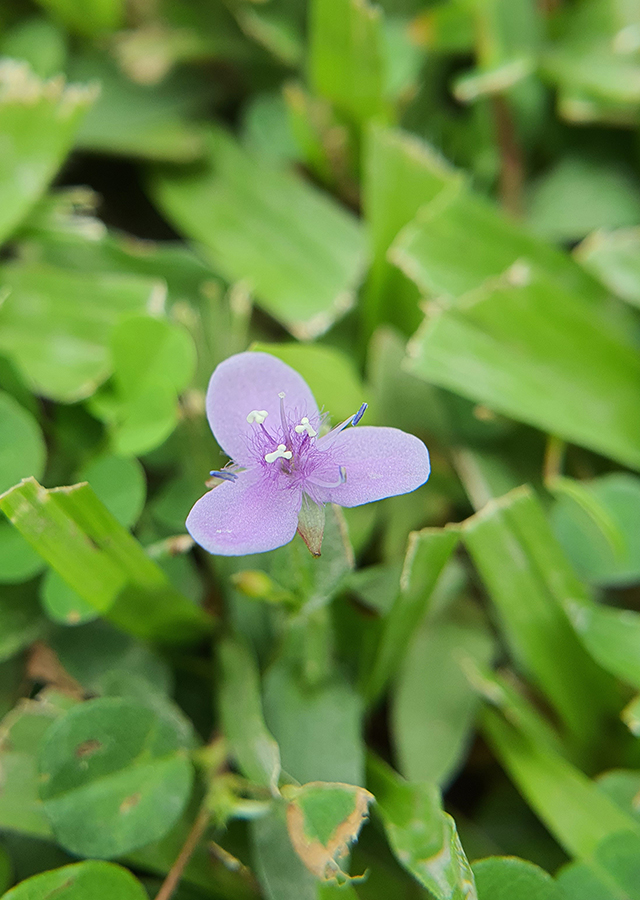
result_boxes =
[119,792,141,814]
[75,739,102,759]
[285,781,373,881]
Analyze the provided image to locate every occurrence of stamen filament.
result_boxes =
[320,403,368,445]
[309,466,347,489]
[209,470,238,482]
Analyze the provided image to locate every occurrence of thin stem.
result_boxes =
[543,434,566,485]
[155,806,211,900]
[492,95,525,218]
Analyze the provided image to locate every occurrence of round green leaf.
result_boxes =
[0,391,46,494]
[0,582,43,662]
[38,696,194,858]
[0,518,45,583]
[2,860,147,900]
[111,315,196,398]
[473,856,564,900]
[77,454,146,529]
[40,569,99,626]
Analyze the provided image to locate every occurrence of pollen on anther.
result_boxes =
[265,443,293,463]
[247,409,268,424]
[294,416,317,437]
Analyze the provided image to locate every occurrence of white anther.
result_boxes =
[294,416,317,437]
[265,444,293,463]
[247,409,268,424]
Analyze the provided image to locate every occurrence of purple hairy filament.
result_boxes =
[242,400,361,506]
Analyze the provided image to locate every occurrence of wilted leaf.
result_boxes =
[285,781,373,881]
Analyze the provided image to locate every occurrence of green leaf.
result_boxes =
[462,486,617,751]
[251,803,319,900]
[41,569,99,626]
[577,227,640,308]
[70,54,206,163]
[0,263,162,402]
[391,185,603,301]
[392,611,494,786]
[92,315,196,457]
[0,17,67,80]
[38,696,194,858]
[250,342,366,424]
[365,526,459,704]
[0,478,211,643]
[472,856,564,900]
[556,860,621,900]
[33,0,124,35]
[309,0,389,127]
[0,391,45,494]
[0,845,10,894]
[482,708,640,859]
[0,693,65,838]
[551,474,640,587]
[77,455,146,530]
[527,156,640,243]
[0,520,45,584]
[264,659,363,786]
[0,61,94,247]
[0,582,44,662]
[463,488,615,742]
[367,755,477,900]
[217,636,281,792]
[2,860,147,899]
[150,128,367,339]
[362,124,461,335]
[564,595,640,695]
[50,621,173,700]
[285,781,373,881]
[235,7,303,66]
[407,266,640,471]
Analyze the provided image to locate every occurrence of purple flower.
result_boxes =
[186,352,430,556]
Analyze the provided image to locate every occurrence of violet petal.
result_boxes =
[319,426,430,507]
[186,470,303,555]
[206,352,319,464]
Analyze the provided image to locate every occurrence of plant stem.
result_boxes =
[155,806,211,900]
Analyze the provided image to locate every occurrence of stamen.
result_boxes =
[247,409,268,424]
[294,416,318,437]
[209,470,238,482]
[351,402,368,426]
[309,466,347,489]
[265,443,293,463]
[278,391,288,435]
[321,403,369,444]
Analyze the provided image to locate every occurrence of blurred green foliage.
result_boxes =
[1,0,640,897]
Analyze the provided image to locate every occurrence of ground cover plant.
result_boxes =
[2,0,640,897]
